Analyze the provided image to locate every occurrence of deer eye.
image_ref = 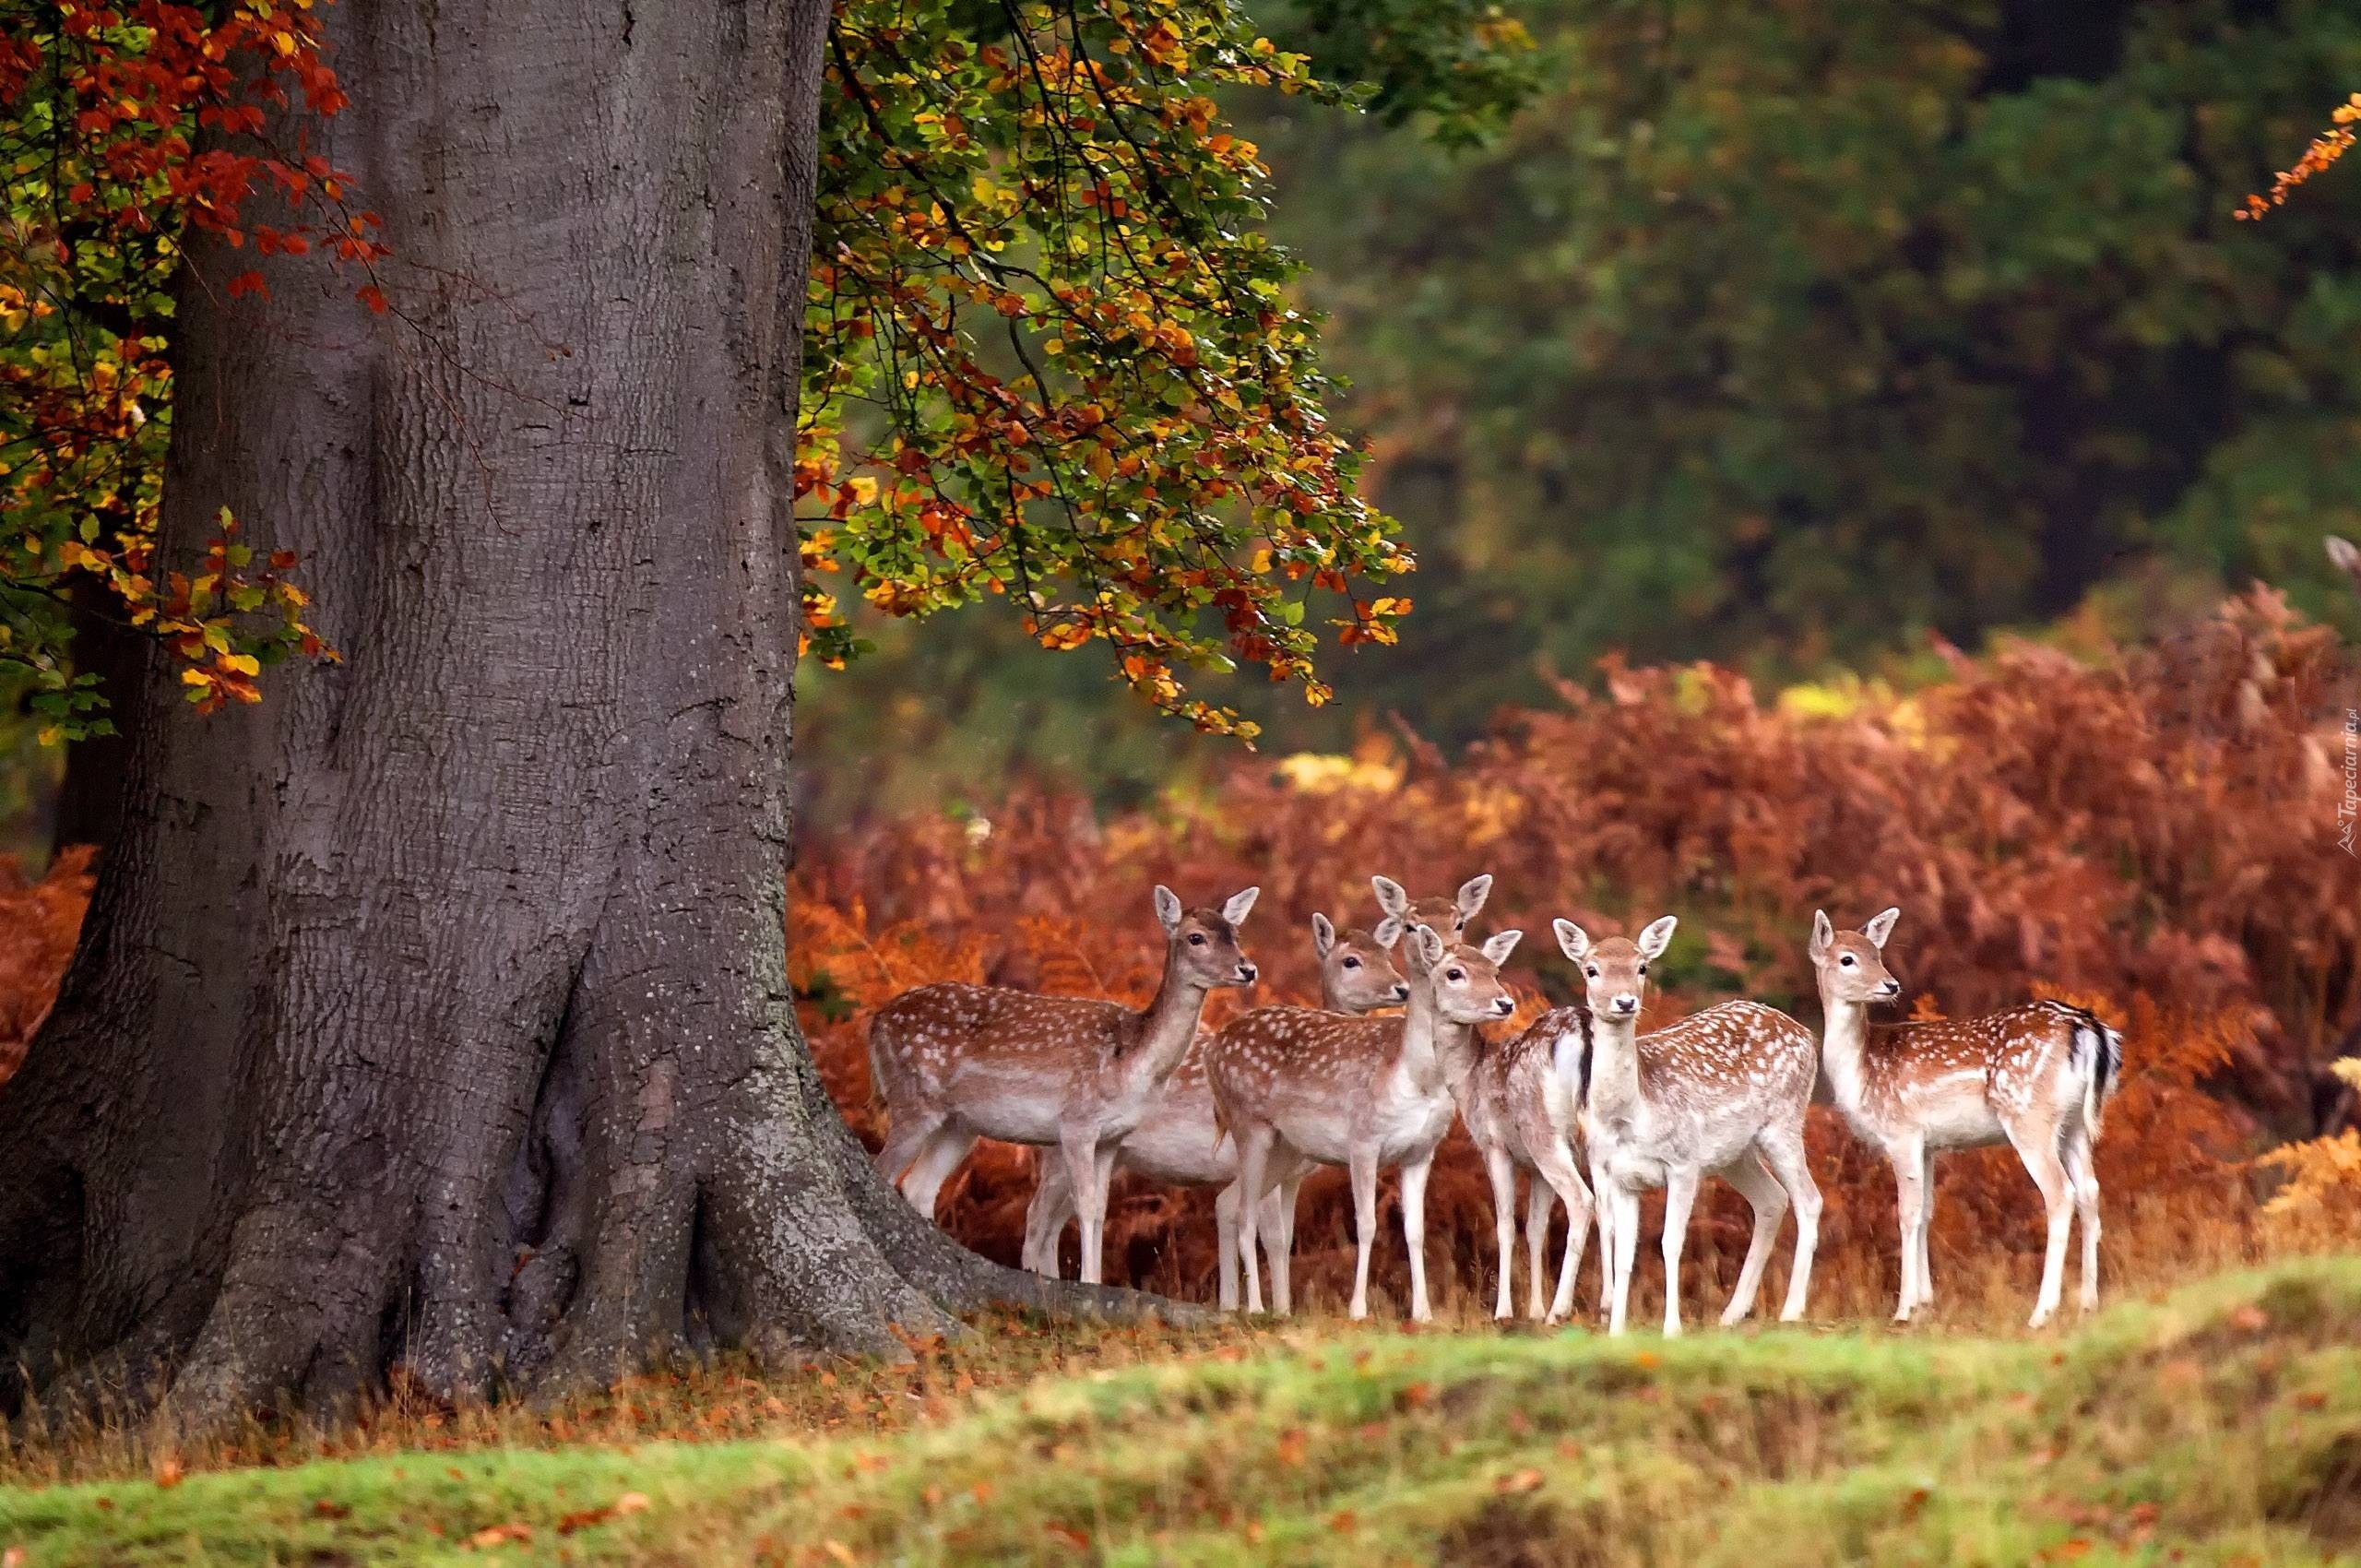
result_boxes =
[1839,955,1856,968]
[1342,956,1361,968]
[1188,932,1206,947]
[1585,966,1599,979]
[1446,968,1465,982]
[1637,964,1648,976]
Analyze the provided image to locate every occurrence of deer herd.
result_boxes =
[869,875,2126,1335]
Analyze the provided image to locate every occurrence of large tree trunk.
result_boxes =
[0,0,1101,1426]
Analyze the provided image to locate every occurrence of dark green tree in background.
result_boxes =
[802,0,2361,815]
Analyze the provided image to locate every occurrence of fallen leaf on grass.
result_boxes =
[312,1499,351,1519]
[1044,1521,1092,1551]
[1497,1468,1546,1495]
[467,1522,533,1549]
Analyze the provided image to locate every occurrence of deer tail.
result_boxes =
[2058,1005,2124,1134]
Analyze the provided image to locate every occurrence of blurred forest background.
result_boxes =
[786,0,2361,824]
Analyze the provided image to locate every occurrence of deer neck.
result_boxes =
[1129,952,1214,1082]
[1817,984,1870,1113]
[1397,984,1464,1099]
[1584,1008,1643,1119]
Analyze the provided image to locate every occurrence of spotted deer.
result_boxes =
[1564,917,1823,1336]
[1209,920,1522,1321]
[1372,873,1492,942]
[1447,982,1598,1324]
[867,885,1260,1285]
[1811,909,2123,1328]
[1019,910,1409,1309]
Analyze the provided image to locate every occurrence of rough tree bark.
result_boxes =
[0,0,1121,1425]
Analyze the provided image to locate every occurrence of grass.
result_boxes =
[5,1259,2360,1565]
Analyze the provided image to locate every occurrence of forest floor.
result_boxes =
[3,1258,2358,1566]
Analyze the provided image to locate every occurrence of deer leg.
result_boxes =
[1534,1146,1592,1325]
[1236,1127,1275,1313]
[1525,1170,1553,1321]
[1401,1153,1436,1323]
[1268,1160,1307,1316]
[1607,1182,1642,1336]
[874,1110,947,1200]
[1888,1135,1926,1321]
[2007,1121,2075,1328]
[1593,1151,1617,1318]
[1022,1152,1076,1277]
[1660,1168,1701,1338]
[1914,1142,1938,1311]
[898,1123,979,1221]
[1058,1126,1108,1287]
[1213,1181,1242,1311]
[1347,1145,1381,1322]
[1758,1123,1821,1324]
[1482,1144,1520,1321]
[1715,1150,1787,1327]
[2064,1123,2102,1314]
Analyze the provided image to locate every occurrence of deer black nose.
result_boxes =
[1612,993,1639,1016]
[1492,996,1515,1016]
[1880,979,1901,997]
[1390,983,1410,1002]
[1238,963,1258,983]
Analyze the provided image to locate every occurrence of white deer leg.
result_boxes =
[1607,1182,1642,1336]
[1023,1153,1076,1277]
[899,1123,979,1220]
[1659,1168,1701,1338]
[1236,1127,1274,1313]
[1213,1181,1242,1311]
[1483,1144,1519,1320]
[1525,1172,1553,1321]
[1759,1124,1821,1324]
[1593,1152,1616,1318]
[1347,1145,1381,1321]
[2064,1123,2102,1314]
[1534,1147,1591,1325]
[1267,1161,1306,1316]
[1058,1125,1107,1286]
[1888,1135,1926,1321]
[874,1111,947,1201]
[1716,1150,1787,1327]
[2010,1123,2075,1328]
[1915,1142,1938,1311]
[1401,1153,1436,1323]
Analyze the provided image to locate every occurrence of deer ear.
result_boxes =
[1222,886,1260,927]
[1456,873,1494,921]
[1408,922,1444,972]
[1370,875,1408,919]
[1637,915,1679,962]
[1809,909,1834,960]
[1311,911,1335,957]
[1154,885,1184,934]
[1864,907,1901,949]
[2328,534,2359,578]
[1553,919,1591,964]
[1481,929,1523,966]
[1372,914,1405,950]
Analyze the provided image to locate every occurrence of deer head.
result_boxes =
[1312,911,1410,1009]
[1552,916,1676,1022]
[1406,921,1521,1023]
[1155,885,1262,989]
[1370,873,1494,940]
[1809,908,1903,1005]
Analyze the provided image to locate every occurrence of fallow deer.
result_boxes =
[1209,921,1522,1321]
[1565,917,1823,1336]
[1810,909,2123,1327]
[1018,910,1409,1309]
[1372,873,1492,941]
[867,885,1260,1286]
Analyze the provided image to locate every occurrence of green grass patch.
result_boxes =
[6,1261,2361,1564]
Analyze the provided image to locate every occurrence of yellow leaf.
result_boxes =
[181,669,212,687]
